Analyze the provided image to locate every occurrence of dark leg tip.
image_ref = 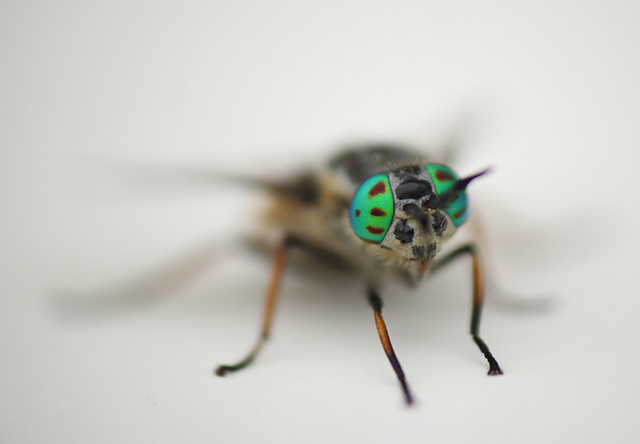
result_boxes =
[487,367,503,376]
[399,381,414,406]
[215,365,230,377]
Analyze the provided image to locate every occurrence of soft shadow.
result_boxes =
[486,283,559,316]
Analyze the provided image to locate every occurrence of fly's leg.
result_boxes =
[215,236,290,376]
[368,287,414,405]
[431,243,503,375]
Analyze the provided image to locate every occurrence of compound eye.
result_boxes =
[349,174,394,243]
[425,164,469,227]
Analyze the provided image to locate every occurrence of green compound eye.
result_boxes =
[425,164,469,227]
[349,174,395,243]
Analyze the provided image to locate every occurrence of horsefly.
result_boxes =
[215,143,503,405]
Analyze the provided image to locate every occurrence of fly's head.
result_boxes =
[348,163,490,279]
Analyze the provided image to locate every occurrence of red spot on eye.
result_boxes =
[370,208,386,217]
[454,208,466,219]
[368,181,386,196]
[366,226,385,235]
[355,209,361,217]
[435,170,454,182]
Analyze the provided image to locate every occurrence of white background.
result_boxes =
[2,1,639,443]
